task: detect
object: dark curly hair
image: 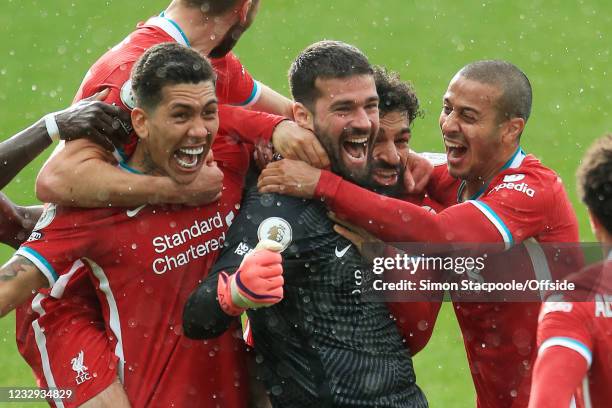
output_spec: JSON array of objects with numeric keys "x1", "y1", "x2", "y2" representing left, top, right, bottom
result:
[
  {"x1": 577, "y1": 133, "x2": 612, "y2": 235},
  {"x1": 373, "y1": 65, "x2": 420, "y2": 124}
]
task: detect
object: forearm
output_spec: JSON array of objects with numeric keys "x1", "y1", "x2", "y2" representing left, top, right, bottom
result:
[
  {"x1": 38, "y1": 157, "x2": 186, "y2": 207},
  {"x1": 183, "y1": 272, "x2": 235, "y2": 339},
  {"x1": 0, "y1": 255, "x2": 48, "y2": 317},
  {"x1": 528, "y1": 347, "x2": 587, "y2": 407},
  {"x1": 316, "y1": 171, "x2": 499, "y2": 243},
  {"x1": 249, "y1": 84, "x2": 294, "y2": 119},
  {"x1": 0, "y1": 119, "x2": 52, "y2": 189},
  {"x1": 1, "y1": 205, "x2": 43, "y2": 249},
  {"x1": 219, "y1": 105, "x2": 286, "y2": 145},
  {"x1": 36, "y1": 140, "x2": 191, "y2": 207}
]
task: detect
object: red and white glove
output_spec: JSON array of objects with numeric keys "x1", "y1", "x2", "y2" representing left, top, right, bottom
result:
[{"x1": 218, "y1": 240, "x2": 284, "y2": 316}]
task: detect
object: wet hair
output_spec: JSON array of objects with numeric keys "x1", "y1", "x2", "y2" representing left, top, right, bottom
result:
[
  {"x1": 289, "y1": 40, "x2": 373, "y2": 110},
  {"x1": 577, "y1": 134, "x2": 612, "y2": 234},
  {"x1": 131, "y1": 42, "x2": 215, "y2": 111},
  {"x1": 181, "y1": 0, "x2": 241, "y2": 15},
  {"x1": 374, "y1": 65, "x2": 420, "y2": 123},
  {"x1": 458, "y1": 60, "x2": 532, "y2": 124}
]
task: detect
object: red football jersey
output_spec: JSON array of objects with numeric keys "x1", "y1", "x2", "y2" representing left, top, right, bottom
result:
[
  {"x1": 535, "y1": 258, "x2": 612, "y2": 408},
  {"x1": 15, "y1": 13, "x2": 284, "y2": 407},
  {"x1": 73, "y1": 14, "x2": 263, "y2": 157},
  {"x1": 314, "y1": 148, "x2": 580, "y2": 407},
  {"x1": 16, "y1": 135, "x2": 252, "y2": 408}
]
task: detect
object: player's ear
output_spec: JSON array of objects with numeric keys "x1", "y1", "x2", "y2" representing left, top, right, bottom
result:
[
  {"x1": 501, "y1": 117, "x2": 524, "y2": 145},
  {"x1": 238, "y1": 0, "x2": 252, "y2": 24},
  {"x1": 131, "y1": 107, "x2": 149, "y2": 141},
  {"x1": 293, "y1": 102, "x2": 315, "y2": 132}
]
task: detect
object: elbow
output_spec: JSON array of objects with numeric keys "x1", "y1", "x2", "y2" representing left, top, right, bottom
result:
[
  {"x1": 182, "y1": 296, "x2": 231, "y2": 340},
  {"x1": 35, "y1": 165, "x2": 65, "y2": 204},
  {"x1": 182, "y1": 301, "x2": 211, "y2": 340},
  {"x1": 0, "y1": 290, "x2": 14, "y2": 318}
]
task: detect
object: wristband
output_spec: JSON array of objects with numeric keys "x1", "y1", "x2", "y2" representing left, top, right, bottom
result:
[{"x1": 43, "y1": 113, "x2": 61, "y2": 142}]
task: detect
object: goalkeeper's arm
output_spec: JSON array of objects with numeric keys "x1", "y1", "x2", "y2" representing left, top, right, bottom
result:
[{"x1": 183, "y1": 240, "x2": 283, "y2": 340}]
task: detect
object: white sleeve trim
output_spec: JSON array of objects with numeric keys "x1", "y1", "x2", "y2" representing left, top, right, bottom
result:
[
  {"x1": 16, "y1": 247, "x2": 58, "y2": 287},
  {"x1": 539, "y1": 336, "x2": 592, "y2": 367},
  {"x1": 240, "y1": 80, "x2": 262, "y2": 108},
  {"x1": 467, "y1": 200, "x2": 513, "y2": 248}
]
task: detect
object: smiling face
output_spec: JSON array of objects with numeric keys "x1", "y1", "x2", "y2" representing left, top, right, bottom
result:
[
  {"x1": 132, "y1": 80, "x2": 218, "y2": 184},
  {"x1": 439, "y1": 75, "x2": 509, "y2": 181},
  {"x1": 309, "y1": 74, "x2": 379, "y2": 183},
  {"x1": 369, "y1": 110, "x2": 411, "y2": 196}
]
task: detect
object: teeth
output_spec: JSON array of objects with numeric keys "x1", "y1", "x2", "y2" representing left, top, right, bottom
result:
[
  {"x1": 445, "y1": 140, "x2": 464, "y2": 148},
  {"x1": 375, "y1": 170, "x2": 398, "y2": 177},
  {"x1": 174, "y1": 155, "x2": 198, "y2": 169},
  {"x1": 346, "y1": 137, "x2": 368, "y2": 144},
  {"x1": 179, "y1": 146, "x2": 204, "y2": 155}
]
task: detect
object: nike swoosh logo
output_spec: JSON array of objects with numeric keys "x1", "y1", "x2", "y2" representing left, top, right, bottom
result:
[
  {"x1": 335, "y1": 244, "x2": 352, "y2": 258},
  {"x1": 126, "y1": 204, "x2": 146, "y2": 218}
]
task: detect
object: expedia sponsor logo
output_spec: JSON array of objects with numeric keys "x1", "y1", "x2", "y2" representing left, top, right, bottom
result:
[
  {"x1": 491, "y1": 181, "x2": 535, "y2": 197},
  {"x1": 503, "y1": 174, "x2": 525, "y2": 182},
  {"x1": 257, "y1": 217, "x2": 292, "y2": 252}
]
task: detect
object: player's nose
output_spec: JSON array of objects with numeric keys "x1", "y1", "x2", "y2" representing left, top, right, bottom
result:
[
  {"x1": 373, "y1": 140, "x2": 400, "y2": 167},
  {"x1": 440, "y1": 111, "x2": 459, "y2": 135},
  {"x1": 187, "y1": 118, "x2": 211, "y2": 141},
  {"x1": 351, "y1": 107, "x2": 372, "y2": 132}
]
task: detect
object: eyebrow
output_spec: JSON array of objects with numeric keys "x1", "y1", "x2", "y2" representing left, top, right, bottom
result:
[
  {"x1": 444, "y1": 98, "x2": 480, "y2": 116},
  {"x1": 170, "y1": 99, "x2": 218, "y2": 110},
  {"x1": 329, "y1": 95, "x2": 379, "y2": 109}
]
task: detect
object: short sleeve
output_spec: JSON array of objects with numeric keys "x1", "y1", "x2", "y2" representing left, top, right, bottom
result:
[
  {"x1": 537, "y1": 301, "x2": 593, "y2": 367},
  {"x1": 16, "y1": 205, "x2": 95, "y2": 287},
  {"x1": 211, "y1": 52, "x2": 259, "y2": 107}
]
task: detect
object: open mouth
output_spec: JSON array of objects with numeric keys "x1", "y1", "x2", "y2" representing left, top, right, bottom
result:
[
  {"x1": 173, "y1": 145, "x2": 205, "y2": 170},
  {"x1": 342, "y1": 137, "x2": 368, "y2": 162},
  {"x1": 372, "y1": 168, "x2": 399, "y2": 186},
  {"x1": 444, "y1": 139, "x2": 468, "y2": 164}
]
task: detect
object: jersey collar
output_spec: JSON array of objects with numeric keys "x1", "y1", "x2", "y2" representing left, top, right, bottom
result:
[
  {"x1": 145, "y1": 12, "x2": 191, "y2": 47},
  {"x1": 456, "y1": 147, "x2": 526, "y2": 203}
]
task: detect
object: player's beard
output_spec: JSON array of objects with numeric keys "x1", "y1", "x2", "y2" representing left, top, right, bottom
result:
[
  {"x1": 313, "y1": 123, "x2": 370, "y2": 187},
  {"x1": 209, "y1": 24, "x2": 245, "y2": 59},
  {"x1": 367, "y1": 159, "x2": 404, "y2": 198}
]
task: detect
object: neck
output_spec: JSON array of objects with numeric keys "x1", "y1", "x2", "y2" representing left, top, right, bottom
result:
[
  {"x1": 462, "y1": 145, "x2": 520, "y2": 200},
  {"x1": 164, "y1": 1, "x2": 231, "y2": 56},
  {"x1": 128, "y1": 146, "x2": 159, "y2": 176}
]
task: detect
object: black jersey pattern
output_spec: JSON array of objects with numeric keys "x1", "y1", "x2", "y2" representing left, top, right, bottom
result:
[{"x1": 210, "y1": 178, "x2": 428, "y2": 408}]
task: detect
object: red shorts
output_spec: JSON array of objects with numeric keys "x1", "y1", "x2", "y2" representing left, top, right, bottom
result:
[{"x1": 16, "y1": 294, "x2": 119, "y2": 408}]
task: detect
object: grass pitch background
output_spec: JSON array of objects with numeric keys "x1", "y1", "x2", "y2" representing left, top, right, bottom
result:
[{"x1": 0, "y1": 1, "x2": 610, "y2": 406}]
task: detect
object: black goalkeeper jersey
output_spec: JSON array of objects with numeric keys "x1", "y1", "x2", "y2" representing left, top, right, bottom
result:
[{"x1": 184, "y1": 176, "x2": 427, "y2": 408}]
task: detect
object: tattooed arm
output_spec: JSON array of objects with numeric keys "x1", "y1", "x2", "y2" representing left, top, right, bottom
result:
[{"x1": 0, "y1": 255, "x2": 47, "y2": 317}]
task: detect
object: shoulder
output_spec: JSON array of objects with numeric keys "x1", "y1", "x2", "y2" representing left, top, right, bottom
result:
[{"x1": 486, "y1": 154, "x2": 559, "y2": 203}]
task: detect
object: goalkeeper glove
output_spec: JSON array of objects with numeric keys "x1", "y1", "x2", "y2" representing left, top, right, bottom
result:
[{"x1": 218, "y1": 239, "x2": 284, "y2": 316}]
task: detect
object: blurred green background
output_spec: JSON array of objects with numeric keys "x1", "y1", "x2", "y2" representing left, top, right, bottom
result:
[{"x1": 0, "y1": 1, "x2": 610, "y2": 406}]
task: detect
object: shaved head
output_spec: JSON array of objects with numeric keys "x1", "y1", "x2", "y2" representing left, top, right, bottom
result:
[{"x1": 458, "y1": 60, "x2": 532, "y2": 124}]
